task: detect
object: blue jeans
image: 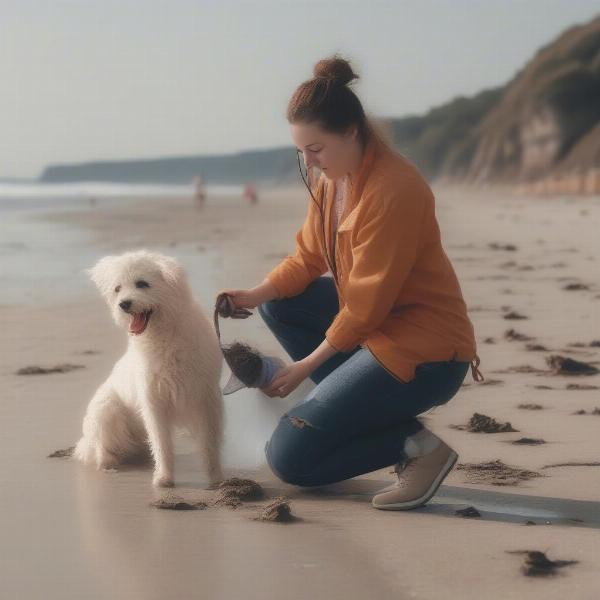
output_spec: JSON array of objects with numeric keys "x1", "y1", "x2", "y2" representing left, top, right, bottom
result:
[{"x1": 258, "y1": 276, "x2": 469, "y2": 487}]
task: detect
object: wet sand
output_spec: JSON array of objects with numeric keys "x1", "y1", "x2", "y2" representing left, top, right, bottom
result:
[{"x1": 2, "y1": 185, "x2": 600, "y2": 598}]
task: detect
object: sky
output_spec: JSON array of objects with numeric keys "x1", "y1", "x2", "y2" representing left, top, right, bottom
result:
[{"x1": 1, "y1": 0, "x2": 599, "y2": 179}]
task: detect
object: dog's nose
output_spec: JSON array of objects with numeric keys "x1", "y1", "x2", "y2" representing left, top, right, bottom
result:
[{"x1": 119, "y1": 299, "x2": 132, "y2": 312}]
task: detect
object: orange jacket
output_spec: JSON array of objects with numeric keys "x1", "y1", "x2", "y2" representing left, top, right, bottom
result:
[{"x1": 266, "y1": 135, "x2": 482, "y2": 383}]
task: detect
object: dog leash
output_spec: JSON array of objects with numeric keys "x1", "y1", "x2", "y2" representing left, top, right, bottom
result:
[{"x1": 213, "y1": 292, "x2": 252, "y2": 344}]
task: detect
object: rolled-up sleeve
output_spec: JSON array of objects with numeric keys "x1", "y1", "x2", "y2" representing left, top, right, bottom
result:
[
  {"x1": 265, "y1": 197, "x2": 328, "y2": 298},
  {"x1": 325, "y1": 190, "x2": 427, "y2": 351}
]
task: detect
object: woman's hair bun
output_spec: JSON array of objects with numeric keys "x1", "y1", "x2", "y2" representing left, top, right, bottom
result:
[{"x1": 313, "y1": 56, "x2": 358, "y2": 86}]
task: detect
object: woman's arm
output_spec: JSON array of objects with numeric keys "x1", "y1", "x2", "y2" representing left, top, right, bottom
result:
[
  {"x1": 262, "y1": 337, "x2": 338, "y2": 397},
  {"x1": 302, "y1": 337, "x2": 338, "y2": 373}
]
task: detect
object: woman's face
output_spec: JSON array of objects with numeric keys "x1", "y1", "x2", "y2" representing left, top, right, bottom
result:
[{"x1": 291, "y1": 121, "x2": 359, "y2": 182}]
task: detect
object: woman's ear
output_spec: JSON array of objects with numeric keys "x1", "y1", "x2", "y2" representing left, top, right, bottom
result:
[{"x1": 344, "y1": 125, "x2": 358, "y2": 142}]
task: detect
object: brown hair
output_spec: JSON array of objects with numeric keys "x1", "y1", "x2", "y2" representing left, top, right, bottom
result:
[{"x1": 287, "y1": 55, "x2": 371, "y2": 147}]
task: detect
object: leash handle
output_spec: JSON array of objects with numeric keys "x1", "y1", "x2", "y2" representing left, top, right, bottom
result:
[{"x1": 213, "y1": 293, "x2": 253, "y2": 343}]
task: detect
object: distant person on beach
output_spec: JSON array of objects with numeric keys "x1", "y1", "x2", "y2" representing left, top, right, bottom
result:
[
  {"x1": 243, "y1": 183, "x2": 258, "y2": 205},
  {"x1": 218, "y1": 56, "x2": 483, "y2": 511},
  {"x1": 193, "y1": 176, "x2": 206, "y2": 208}
]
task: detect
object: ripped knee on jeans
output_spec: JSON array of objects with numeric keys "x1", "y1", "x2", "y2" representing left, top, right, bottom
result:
[{"x1": 287, "y1": 415, "x2": 314, "y2": 429}]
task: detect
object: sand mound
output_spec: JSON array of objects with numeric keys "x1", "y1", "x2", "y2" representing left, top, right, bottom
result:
[
  {"x1": 151, "y1": 496, "x2": 208, "y2": 510},
  {"x1": 256, "y1": 497, "x2": 295, "y2": 522},
  {"x1": 452, "y1": 413, "x2": 518, "y2": 433},
  {"x1": 457, "y1": 460, "x2": 542, "y2": 486},
  {"x1": 213, "y1": 477, "x2": 264, "y2": 508}
]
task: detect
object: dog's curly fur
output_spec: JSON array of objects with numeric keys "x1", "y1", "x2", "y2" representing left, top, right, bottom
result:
[{"x1": 74, "y1": 250, "x2": 224, "y2": 488}]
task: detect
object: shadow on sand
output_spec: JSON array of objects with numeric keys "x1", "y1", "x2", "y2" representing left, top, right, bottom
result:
[{"x1": 300, "y1": 479, "x2": 600, "y2": 529}]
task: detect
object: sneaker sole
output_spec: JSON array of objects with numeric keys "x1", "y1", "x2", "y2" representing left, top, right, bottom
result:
[{"x1": 371, "y1": 450, "x2": 458, "y2": 511}]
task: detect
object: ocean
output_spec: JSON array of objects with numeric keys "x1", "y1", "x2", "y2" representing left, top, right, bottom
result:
[{"x1": 0, "y1": 182, "x2": 239, "y2": 306}]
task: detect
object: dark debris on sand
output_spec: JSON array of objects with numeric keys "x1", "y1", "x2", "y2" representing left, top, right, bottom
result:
[
  {"x1": 573, "y1": 407, "x2": 600, "y2": 415},
  {"x1": 255, "y1": 497, "x2": 296, "y2": 522},
  {"x1": 511, "y1": 438, "x2": 546, "y2": 445},
  {"x1": 212, "y1": 477, "x2": 264, "y2": 508},
  {"x1": 562, "y1": 283, "x2": 590, "y2": 291},
  {"x1": 566, "y1": 383, "x2": 600, "y2": 390},
  {"x1": 543, "y1": 461, "x2": 600, "y2": 469},
  {"x1": 47, "y1": 446, "x2": 75, "y2": 458},
  {"x1": 479, "y1": 379, "x2": 504, "y2": 387},
  {"x1": 503, "y1": 311, "x2": 529, "y2": 320},
  {"x1": 151, "y1": 496, "x2": 208, "y2": 510},
  {"x1": 526, "y1": 343, "x2": 549, "y2": 352},
  {"x1": 457, "y1": 460, "x2": 543, "y2": 486},
  {"x1": 488, "y1": 242, "x2": 518, "y2": 251},
  {"x1": 17, "y1": 364, "x2": 85, "y2": 375},
  {"x1": 455, "y1": 506, "x2": 481, "y2": 518},
  {"x1": 546, "y1": 355, "x2": 599, "y2": 376},
  {"x1": 494, "y1": 365, "x2": 548, "y2": 374},
  {"x1": 518, "y1": 403, "x2": 545, "y2": 410},
  {"x1": 451, "y1": 413, "x2": 518, "y2": 433},
  {"x1": 504, "y1": 329, "x2": 534, "y2": 341},
  {"x1": 507, "y1": 550, "x2": 578, "y2": 577}
]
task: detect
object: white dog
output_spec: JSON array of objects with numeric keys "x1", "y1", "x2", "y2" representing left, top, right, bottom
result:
[{"x1": 74, "y1": 250, "x2": 224, "y2": 488}]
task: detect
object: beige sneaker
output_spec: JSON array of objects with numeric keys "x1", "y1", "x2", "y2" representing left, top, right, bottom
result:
[{"x1": 371, "y1": 441, "x2": 458, "y2": 510}]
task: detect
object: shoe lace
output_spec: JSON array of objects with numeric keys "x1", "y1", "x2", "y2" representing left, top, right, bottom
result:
[{"x1": 391, "y1": 457, "x2": 419, "y2": 488}]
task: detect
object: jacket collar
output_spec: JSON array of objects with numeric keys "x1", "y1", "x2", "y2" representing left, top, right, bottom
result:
[{"x1": 324, "y1": 133, "x2": 382, "y2": 235}]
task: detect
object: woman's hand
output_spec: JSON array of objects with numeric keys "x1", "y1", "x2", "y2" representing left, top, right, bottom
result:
[
  {"x1": 261, "y1": 359, "x2": 313, "y2": 398},
  {"x1": 217, "y1": 288, "x2": 262, "y2": 310},
  {"x1": 216, "y1": 279, "x2": 279, "y2": 310}
]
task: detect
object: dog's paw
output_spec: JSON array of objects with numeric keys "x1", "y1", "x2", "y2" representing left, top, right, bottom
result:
[
  {"x1": 153, "y1": 473, "x2": 175, "y2": 488},
  {"x1": 98, "y1": 453, "x2": 120, "y2": 471}
]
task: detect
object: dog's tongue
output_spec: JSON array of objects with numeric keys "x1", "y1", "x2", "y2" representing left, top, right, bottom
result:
[{"x1": 129, "y1": 313, "x2": 147, "y2": 335}]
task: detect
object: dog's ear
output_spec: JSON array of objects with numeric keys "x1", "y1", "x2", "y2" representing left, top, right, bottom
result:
[
  {"x1": 86, "y1": 255, "x2": 119, "y2": 297},
  {"x1": 156, "y1": 255, "x2": 186, "y2": 289}
]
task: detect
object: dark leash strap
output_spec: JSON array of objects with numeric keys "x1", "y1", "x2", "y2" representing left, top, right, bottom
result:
[{"x1": 213, "y1": 293, "x2": 253, "y2": 346}]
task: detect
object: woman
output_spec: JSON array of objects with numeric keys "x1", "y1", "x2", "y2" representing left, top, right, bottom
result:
[{"x1": 219, "y1": 56, "x2": 483, "y2": 510}]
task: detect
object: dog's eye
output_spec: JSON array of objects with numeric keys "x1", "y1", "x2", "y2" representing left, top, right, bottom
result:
[
  {"x1": 114, "y1": 285, "x2": 121, "y2": 293},
  {"x1": 135, "y1": 280, "x2": 150, "y2": 289}
]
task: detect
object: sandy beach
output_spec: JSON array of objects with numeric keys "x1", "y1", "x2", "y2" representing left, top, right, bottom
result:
[{"x1": 2, "y1": 184, "x2": 600, "y2": 599}]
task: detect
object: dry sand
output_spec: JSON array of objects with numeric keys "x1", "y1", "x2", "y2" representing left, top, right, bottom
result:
[{"x1": 1, "y1": 184, "x2": 600, "y2": 599}]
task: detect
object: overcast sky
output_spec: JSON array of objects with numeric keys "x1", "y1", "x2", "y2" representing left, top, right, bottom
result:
[{"x1": 1, "y1": 0, "x2": 598, "y2": 178}]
